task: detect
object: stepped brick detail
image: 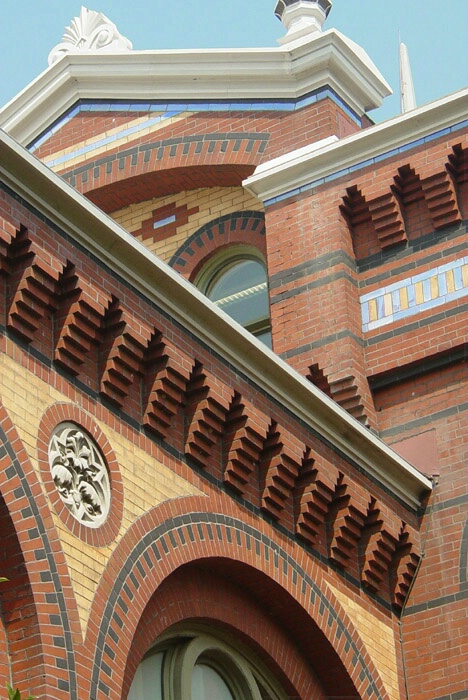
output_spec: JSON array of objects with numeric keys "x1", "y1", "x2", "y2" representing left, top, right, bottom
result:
[
  {"x1": 143, "y1": 336, "x2": 193, "y2": 439},
  {"x1": 390, "y1": 523, "x2": 421, "y2": 609},
  {"x1": 223, "y1": 394, "x2": 270, "y2": 497},
  {"x1": 393, "y1": 165, "x2": 424, "y2": 206},
  {"x1": 420, "y1": 170, "x2": 461, "y2": 229},
  {"x1": 99, "y1": 301, "x2": 153, "y2": 407},
  {"x1": 260, "y1": 424, "x2": 305, "y2": 523},
  {"x1": 54, "y1": 267, "x2": 112, "y2": 375},
  {"x1": 185, "y1": 364, "x2": 233, "y2": 468},
  {"x1": 341, "y1": 186, "x2": 407, "y2": 255},
  {"x1": 0, "y1": 217, "x2": 17, "y2": 272},
  {"x1": 361, "y1": 504, "x2": 401, "y2": 595},
  {"x1": 295, "y1": 450, "x2": 339, "y2": 549},
  {"x1": 447, "y1": 144, "x2": 468, "y2": 187},
  {"x1": 6, "y1": 228, "x2": 64, "y2": 341},
  {"x1": 367, "y1": 192, "x2": 407, "y2": 249},
  {"x1": 328, "y1": 478, "x2": 369, "y2": 569},
  {"x1": 307, "y1": 363, "x2": 332, "y2": 397},
  {"x1": 329, "y1": 375, "x2": 368, "y2": 425}
]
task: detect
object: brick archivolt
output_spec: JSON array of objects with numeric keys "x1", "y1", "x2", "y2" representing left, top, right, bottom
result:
[
  {"x1": 88, "y1": 500, "x2": 392, "y2": 700},
  {"x1": 0, "y1": 217, "x2": 422, "y2": 609}
]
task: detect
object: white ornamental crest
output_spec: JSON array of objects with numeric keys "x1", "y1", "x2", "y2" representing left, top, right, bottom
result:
[
  {"x1": 49, "y1": 423, "x2": 111, "y2": 528},
  {"x1": 48, "y1": 6, "x2": 133, "y2": 65}
]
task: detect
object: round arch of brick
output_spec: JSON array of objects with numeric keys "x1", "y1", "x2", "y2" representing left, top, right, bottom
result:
[
  {"x1": 122, "y1": 564, "x2": 325, "y2": 700},
  {"x1": 0, "y1": 402, "x2": 80, "y2": 700},
  {"x1": 37, "y1": 403, "x2": 123, "y2": 547},
  {"x1": 169, "y1": 210, "x2": 266, "y2": 281},
  {"x1": 86, "y1": 496, "x2": 390, "y2": 700}
]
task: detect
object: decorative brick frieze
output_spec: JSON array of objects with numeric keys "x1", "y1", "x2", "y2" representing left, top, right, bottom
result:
[
  {"x1": 223, "y1": 393, "x2": 270, "y2": 497},
  {"x1": 99, "y1": 300, "x2": 153, "y2": 407},
  {"x1": 260, "y1": 422, "x2": 305, "y2": 524},
  {"x1": 54, "y1": 265, "x2": 112, "y2": 377},
  {"x1": 143, "y1": 335, "x2": 193, "y2": 440},
  {"x1": 341, "y1": 186, "x2": 407, "y2": 256},
  {"x1": 184, "y1": 363, "x2": 234, "y2": 472},
  {"x1": 343, "y1": 147, "x2": 468, "y2": 262},
  {"x1": 0, "y1": 188, "x2": 425, "y2": 611}
]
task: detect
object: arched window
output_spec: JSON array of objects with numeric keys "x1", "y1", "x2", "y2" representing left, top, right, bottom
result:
[
  {"x1": 127, "y1": 630, "x2": 286, "y2": 700},
  {"x1": 196, "y1": 248, "x2": 272, "y2": 348}
]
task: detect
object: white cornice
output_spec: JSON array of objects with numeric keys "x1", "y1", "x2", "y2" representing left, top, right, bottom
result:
[
  {"x1": 0, "y1": 129, "x2": 432, "y2": 507},
  {"x1": 244, "y1": 88, "x2": 468, "y2": 202},
  {"x1": 0, "y1": 28, "x2": 391, "y2": 146}
]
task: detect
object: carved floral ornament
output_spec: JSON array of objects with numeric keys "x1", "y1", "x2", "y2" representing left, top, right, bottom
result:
[
  {"x1": 48, "y1": 422, "x2": 111, "y2": 528},
  {"x1": 48, "y1": 6, "x2": 133, "y2": 65}
]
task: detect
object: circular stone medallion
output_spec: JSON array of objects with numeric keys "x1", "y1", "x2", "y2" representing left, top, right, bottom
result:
[{"x1": 48, "y1": 422, "x2": 111, "y2": 528}]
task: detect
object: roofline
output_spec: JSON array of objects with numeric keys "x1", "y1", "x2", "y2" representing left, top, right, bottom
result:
[
  {"x1": 0, "y1": 28, "x2": 391, "y2": 146},
  {"x1": 0, "y1": 129, "x2": 432, "y2": 507},
  {"x1": 244, "y1": 88, "x2": 468, "y2": 201}
]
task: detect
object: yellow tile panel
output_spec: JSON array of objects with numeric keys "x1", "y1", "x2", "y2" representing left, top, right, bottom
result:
[
  {"x1": 462, "y1": 263, "x2": 468, "y2": 288},
  {"x1": 400, "y1": 286, "x2": 409, "y2": 310},
  {"x1": 414, "y1": 281, "x2": 424, "y2": 304},
  {"x1": 446, "y1": 269, "x2": 455, "y2": 294},
  {"x1": 327, "y1": 582, "x2": 400, "y2": 700}
]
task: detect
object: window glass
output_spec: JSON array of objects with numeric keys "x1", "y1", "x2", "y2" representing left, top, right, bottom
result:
[
  {"x1": 127, "y1": 651, "x2": 163, "y2": 700},
  {"x1": 192, "y1": 663, "x2": 235, "y2": 700},
  {"x1": 203, "y1": 256, "x2": 271, "y2": 347}
]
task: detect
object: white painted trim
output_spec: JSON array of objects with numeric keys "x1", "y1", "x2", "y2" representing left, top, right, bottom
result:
[
  {"x1": 0, "y1": 129, "x2": 432, "y2": 507},
  {"x1": 244, "y1": 89, "x2": 468, "y2": 201},
  {"x1": 0, "y1": 28, "x2": 391, "y2": 146}
]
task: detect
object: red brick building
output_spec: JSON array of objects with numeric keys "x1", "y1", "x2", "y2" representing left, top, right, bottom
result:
[{"x1": 0, "y1": 2, "x2": 466, "y2": 699}]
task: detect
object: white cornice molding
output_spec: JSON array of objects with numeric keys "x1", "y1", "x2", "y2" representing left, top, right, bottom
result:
[
  {"x1": 244, "y1": 89, "x2": 468, "y2": 202},
  {"x1": 0, "y1": 28, "x2": 391, "y2": 146},
  {"x1": 0, "y1": 129, "x2": 432, "y2": 507}
]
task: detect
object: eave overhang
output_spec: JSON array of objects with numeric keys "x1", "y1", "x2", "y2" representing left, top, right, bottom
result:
[
  {"x1": 0, "y1": 129, "x2": 432, "y2": 508},
  {"x1": 244, "y1": 88, "x2": 468, "y2": 202},
  {"x1": 0, "y1": 28, "x2": 391, "y2": 147}
]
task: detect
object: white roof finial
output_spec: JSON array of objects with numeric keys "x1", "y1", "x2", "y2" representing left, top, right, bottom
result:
[
  {"x1": 48, "y1": 6, "x2": 132, "y2": 65},
  {"x1": 399, "y1": 40, "x2": 417, "y2": 113},
  {"x1": 275, "y1": 0, "x2": 332, "y2": 45}
]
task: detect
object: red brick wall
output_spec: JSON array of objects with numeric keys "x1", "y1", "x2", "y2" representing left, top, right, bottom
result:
[{"x1": 257, "y1": 130, "x2": 468, "y2": 699}]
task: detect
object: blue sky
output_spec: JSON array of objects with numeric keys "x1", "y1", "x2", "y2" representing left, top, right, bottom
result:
[{"x1": 1, "y1": 0, "x2": 466, "y2": 122}]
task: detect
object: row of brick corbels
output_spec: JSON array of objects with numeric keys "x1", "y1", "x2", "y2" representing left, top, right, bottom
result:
[
  {"x1": 0, "y1": 218, "x2": 419, "y2": 607},
  {"x1": 341, "y1": 144, "x2": 468, "y2": 255},
  {"x1": 294, "y1": 451, "x2": 420, "y2": 607}
]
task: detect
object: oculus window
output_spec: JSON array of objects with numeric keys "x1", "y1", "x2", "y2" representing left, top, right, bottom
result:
[{"x1": 197, "y1": 248, "x2": 272, "y2": 348}]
